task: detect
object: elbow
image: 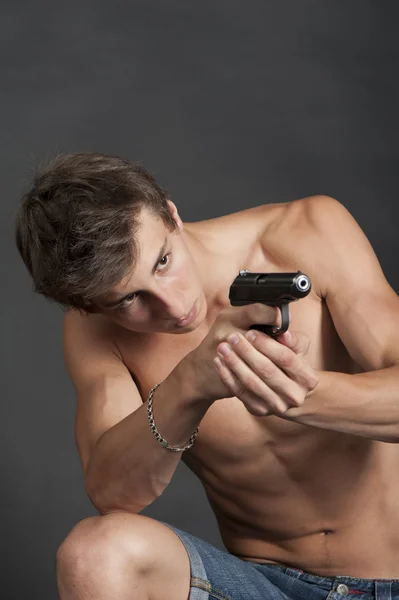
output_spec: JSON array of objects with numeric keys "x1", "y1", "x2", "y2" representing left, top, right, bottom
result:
[
  {"x1": 383, "y1": 421, "x2": 399, "y2": 443},
  {"x1": 83, "y1": 465, "x2": 130, "y2": 515},
  {"x1": 86, "y1": 478, "x2": 149, "y2": 515},
  {"x1": 85, "y1": 468, "x2": 166, "y2": 515},
  {"x1": 84, "y1": 471, "x2": 117, "y2": 515},
  {"x1": 373, "y1": 427, "x2": 399, "y2": 444},
  {"x1": 384, "y1": 435, "x2": 399, "y2": 444}
]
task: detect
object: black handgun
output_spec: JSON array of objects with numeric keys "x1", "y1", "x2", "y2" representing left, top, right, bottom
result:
[{"x1": 229, "y1": 271, "x2": 311, "y2": 336}]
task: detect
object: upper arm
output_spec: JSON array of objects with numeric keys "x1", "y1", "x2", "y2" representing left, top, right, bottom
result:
[
  {"x1": 294, "y1": 196, "x2": 399, "y2": 371},
  {"x1": 63, "y1": 310, "x2": 143, "y2": 476}
]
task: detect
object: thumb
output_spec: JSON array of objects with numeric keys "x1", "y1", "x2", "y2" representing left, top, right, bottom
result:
[{"x1": 276, "y1": 330, "x2": 311, "y2": 357}]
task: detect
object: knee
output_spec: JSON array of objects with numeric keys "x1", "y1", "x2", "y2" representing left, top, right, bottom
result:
[{"x1": 56, "y1": 512, "x2": 156, "y2": 583}]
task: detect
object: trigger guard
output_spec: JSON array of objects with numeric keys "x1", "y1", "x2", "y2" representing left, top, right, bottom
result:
[{"x1": 250, "y1": 303, "x2": 290, "y2": 337}]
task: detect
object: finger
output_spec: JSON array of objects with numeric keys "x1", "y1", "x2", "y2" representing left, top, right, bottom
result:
[
  {"x1": 244, "y1": 330, "x2": 317, "y2": 390},
  {"x1": 233, "y1": 303, "x2": 280, "y2": 330},
  {"x1": 275, "y1": 330, "x2": 311, "y2": 358},
  {"x1": 215, "y1": 343, "x2": 294, "y2": 412},
  {"x1": 213, "y1": 356, "x2": 281, "y2": 416}
]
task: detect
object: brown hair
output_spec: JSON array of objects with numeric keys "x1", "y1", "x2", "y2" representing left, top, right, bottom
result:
[{"x1": 15, "y1": 152, "x2": 177, "y2": 313}]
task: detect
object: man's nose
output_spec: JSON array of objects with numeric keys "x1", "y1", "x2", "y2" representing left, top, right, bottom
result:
[{"x1": 152, "y1": 291, "x2": 187, "y2": 320}]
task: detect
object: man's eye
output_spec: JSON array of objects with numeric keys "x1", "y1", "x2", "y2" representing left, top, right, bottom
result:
[
  {"x1": 158, "y1": 252, "x2": 171, "y2": 269},
  {"x1": 118, "y1": 293, "x2": 137, "y2": 309}
]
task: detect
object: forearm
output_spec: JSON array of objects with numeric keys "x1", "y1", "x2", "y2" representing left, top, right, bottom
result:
[
  {"x1": 86, "y1": 366, "x2": 212, "y2": 514},
  {"x1": 284, "y1": 363, "x2": 399, "y2": 442}
]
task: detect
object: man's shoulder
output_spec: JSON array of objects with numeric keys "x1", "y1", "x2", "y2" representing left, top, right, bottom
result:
[
  {"x1": 63, "y1": 307, "x2": 106, "y2": 336},
  {"x1": 223, "y1": 195, "x2": 336, "y2": 237},
  {"x1": 259, "y1": 195, "x2": 346, "y2": 297},
  {"x1": 263, "y1": 195, "x2": 351, "y2": 243},
  {"x1": 63, "y1": 308, "x2": 124, "y2": 360},
  {"x1": 209, "y1": 194, "x2": 339, "y2": 274},
  {"x1": 260, "y1": 194, "x2": 340, "y2": 233}
]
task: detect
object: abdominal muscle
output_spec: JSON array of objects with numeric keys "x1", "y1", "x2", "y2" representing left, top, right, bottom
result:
[{"x1": 182, "y1": 402, "x2": 399, "y2": 578}]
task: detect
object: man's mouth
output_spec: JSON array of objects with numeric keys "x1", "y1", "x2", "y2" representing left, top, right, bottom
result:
[{"x1": 175, "y1": 300, "x2": 198, "y2": 327}]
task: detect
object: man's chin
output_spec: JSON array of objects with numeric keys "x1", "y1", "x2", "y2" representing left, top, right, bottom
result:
[{"x1": 168, "y1": 322, "x2": 200, "y2": 334}]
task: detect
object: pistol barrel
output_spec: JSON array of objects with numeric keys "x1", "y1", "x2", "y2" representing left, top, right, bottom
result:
[{"x1": 229, "y1": 271, "x2": 311, "y2": 306}]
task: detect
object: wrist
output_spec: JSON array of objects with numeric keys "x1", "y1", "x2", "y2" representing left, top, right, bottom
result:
[
  {"x1": 167, "y1": 357, "x2": 215, "y2": 410},
  {"x1": 282, "y1": 369, "x2": 325, "y2": 422},
  {"x1": 147, "y1": 383, "x2": 200, "y2": 452}
]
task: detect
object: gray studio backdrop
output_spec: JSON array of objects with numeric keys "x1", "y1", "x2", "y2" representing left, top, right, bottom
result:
[{"x1": 2, "y1": 1, "x2": 399, "y2": 598}]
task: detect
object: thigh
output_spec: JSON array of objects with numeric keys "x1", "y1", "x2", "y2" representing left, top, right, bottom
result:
[{"x1": 161, "y1": 523, "x2": 288, "y2": 600}]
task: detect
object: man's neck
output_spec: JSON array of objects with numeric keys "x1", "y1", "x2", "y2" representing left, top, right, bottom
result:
[{"x1": 181, "y1": 219, "x2": 248, "y2": 323}]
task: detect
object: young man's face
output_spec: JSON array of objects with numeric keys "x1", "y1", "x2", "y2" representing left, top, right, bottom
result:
[{"x1": 97, "y1": 207, "x2": 206, "y2": 334}]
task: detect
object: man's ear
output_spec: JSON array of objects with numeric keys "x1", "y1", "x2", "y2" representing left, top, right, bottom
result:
[{"x1": 167, "y1": 200, "x2": 184, "y2": 231}]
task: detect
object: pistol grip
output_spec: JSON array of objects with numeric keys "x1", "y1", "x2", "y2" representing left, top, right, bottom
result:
[{"x1": 250, "y1": 303, "x2": 290, "y2": 337}]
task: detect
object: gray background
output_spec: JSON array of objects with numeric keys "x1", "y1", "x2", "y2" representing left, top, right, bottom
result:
[{"x1": 2, "y1": 1, "x2": 399, "y2": 598}]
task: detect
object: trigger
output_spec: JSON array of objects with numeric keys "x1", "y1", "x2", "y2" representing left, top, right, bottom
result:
[{"x1": 250, "y1": 303, "x2": 290, "y2": 337}]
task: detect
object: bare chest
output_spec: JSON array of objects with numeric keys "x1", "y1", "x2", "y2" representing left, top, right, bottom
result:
[
  {"x1": 110, "y1": 200, "x2": 363, "y2": 475},
  {"x1": 115, "y1": 256, "x2": 370, "y2": 505},
  {"x1": 111, "y1": 216, "x2": 380, "y2": 532},
  {"x1": 115, "y1": 254, "x2": 358, "y2": 422}
]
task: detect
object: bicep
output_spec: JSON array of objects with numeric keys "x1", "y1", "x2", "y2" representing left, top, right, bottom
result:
[
  {"x1": 326, "y1": 278, "x2": 399, "y2": 372},
  {"x1": 63, "y1": 311, "x2": 143, "y2": 475},
  {"x1": 300, "y1": 196, "x2": 399, "y2": 371},
  {"x1": 74, "y1": 369, "x2": 143, "y2": 477}
]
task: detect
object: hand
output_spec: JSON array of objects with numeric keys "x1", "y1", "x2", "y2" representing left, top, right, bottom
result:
[
  {"x1": 213, "y1": 328, "x2": 319, "y2": 416},
  {"x1": 179, "y1": 303, "x2": 281, "y2": 403}
]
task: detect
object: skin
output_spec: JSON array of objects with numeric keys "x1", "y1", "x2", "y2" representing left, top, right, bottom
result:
[{"x1": 60, "y1": 195, "x2": 399, "y2": 597}]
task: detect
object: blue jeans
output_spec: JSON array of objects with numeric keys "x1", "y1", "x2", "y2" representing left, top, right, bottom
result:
[{"x1": 161, "y1": 522, "x2": 399, "y2": 599}]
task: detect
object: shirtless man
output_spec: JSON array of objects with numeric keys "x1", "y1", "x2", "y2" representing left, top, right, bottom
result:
[{"x1": 16, "y1": 152, "x2": 399, "y2": 599}]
